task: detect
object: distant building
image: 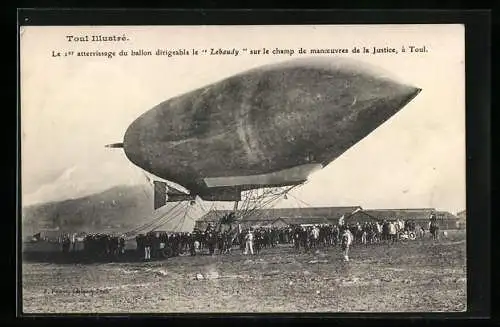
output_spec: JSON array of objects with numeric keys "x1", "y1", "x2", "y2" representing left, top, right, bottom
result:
[
  {"x1": 354, "y1": 208, "x2": 460, "y2": 229},
  {"x1": 195, "y1": 206, "x2": 362, "y2": 230},
  {"x1": 344, "y1": 210, "x2": 382, "y2": 224},
  {"x1": 195, "y1": 206, "x2": 460, "y2": 230},
  {"x1": 273, "y1": 217, "x2": 331, "y2": 227},
  {"x1": 29, "y1": 230, "x2": 64, "y2": 242},
  {"x1": 22, "y1": 230, "x2": 65, "y2": 253},
  {"x1": 269, "y1": 218, "x2": 289, "y2": 228}
]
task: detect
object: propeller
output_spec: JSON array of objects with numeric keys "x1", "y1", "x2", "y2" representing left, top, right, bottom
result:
[{"x1": 105, "y1": 143, "x2": 124, "y2": 148}]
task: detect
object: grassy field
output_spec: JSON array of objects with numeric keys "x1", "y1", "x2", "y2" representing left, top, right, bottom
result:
[{"x1": 21, "y1": 230, "x2": 466, "y2": 313}]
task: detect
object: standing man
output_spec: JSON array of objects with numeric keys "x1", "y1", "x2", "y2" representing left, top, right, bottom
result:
[
  {"x1": 332, "y1": 224, "x2": 339, "y2": 246},
  {"x1": 188, "y1": 233, "x2": 196, "y2": 256},
  {"x1": 311, "y1": 225, "x2": 320, "y2": 250},
  {"x1": 419, "y1": 225, "x2": 426, "y2": 239},
  {"x1": 388, "y1": 221, "x2": 397, "y2": 244},
  {"x1": 243, "y1": 229, "x2": 254, "y2": 255},
  {"x1": 71, "y1": 233, "x2": 77, "y2": 252},
  {"x1": 144, "y1": 233, "x2": 152, "y2": 260},
  {"x1": 341, "y1": 227, "x2": 353, "y2": 261},
  {"x1": 429, "y1": 213, "x2": 439, "y2": 241},
  {"x1": 62, "y1": 234, "x2": 71, "y2": 254},
  {"x1": 135, "y1": 234, "x2": 144, "y2": 259},
  {"x1": 293, "y1": 225, "x2": 301, "y2": 252},
  {"x1": 119, "y1": 236, "x2": 125, "y2": 255},
  {"x1": 361, "y1": 225, "x2": 368, "y2": 246},
  {"x1": 254, "y1": 229, "x2": 262, "y2": 255},
  {"x1": 338, "y1": 215, "x2": 345, "y2": 227},
  {"x1": 376, "y1": 221, "x2": 383, "y2": 241}
]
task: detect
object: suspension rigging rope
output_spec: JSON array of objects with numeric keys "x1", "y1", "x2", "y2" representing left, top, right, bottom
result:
[
  {"x1": 146, "y1": 201, "x2": 190, "y2": 233},
  {"x1": 169, "y1": 202, "x2": 190, "y2": 232},
  {"x1": 239, "y1": 185, "x2": 298, "y2": 221},
  {"x1": 287, "y1": 192, "x2": 314, "y2": 208},
  {"x1": 123, "y1": 202, "x2": 184, "y2": 237},
  {"x1": 122, "y1": 171, "x2": 176, "y2": 235},
  {"x1": 126, "y1": 203, "x2": 181, "y2": 234}
]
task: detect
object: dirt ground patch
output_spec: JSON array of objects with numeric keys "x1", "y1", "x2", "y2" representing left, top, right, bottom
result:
[{"x1": 22, "y1": 231, "x2": 466, "y2": 313}]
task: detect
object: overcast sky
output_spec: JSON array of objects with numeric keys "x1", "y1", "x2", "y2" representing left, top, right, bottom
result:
[{"x1": 21, "y1": 25, "x2": 465, "y2": 214}]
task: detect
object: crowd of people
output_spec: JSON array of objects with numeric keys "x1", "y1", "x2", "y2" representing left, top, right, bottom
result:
[
  {"x1": 231, "y1": 219, "x2": 421, "y2": 258},
  {"x1": 27, "y1": 217, "x2": 436, "y2": 262},
  {"x1": 135, "y1": 231, "x2": 197, "y2": 259}
]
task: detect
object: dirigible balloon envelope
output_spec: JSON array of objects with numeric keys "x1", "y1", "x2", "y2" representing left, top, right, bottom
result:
[{"x1": 108, "y1": 57, "x2": 421, "y2": 209}]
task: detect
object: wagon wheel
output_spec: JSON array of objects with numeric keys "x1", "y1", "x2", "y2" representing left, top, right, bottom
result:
[
  {"x1": 162, "y1": 246, "x2": 174, "y2": 258},
  {"x1": 408, "y1": 232, "x2": 416, "y2": 240}
]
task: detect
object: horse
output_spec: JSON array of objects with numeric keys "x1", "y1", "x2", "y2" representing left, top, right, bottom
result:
[{"x1": 429, "y1": 220, "x2": 440, "y2": 240}]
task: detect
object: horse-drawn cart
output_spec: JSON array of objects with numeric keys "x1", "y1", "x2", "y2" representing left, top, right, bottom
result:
[
  {"x1": 398, "y1": 220, "x2": 417, "y2": 241},
  {"x1": 398, "y1": 230, "x2": 417, "y2": 241}
]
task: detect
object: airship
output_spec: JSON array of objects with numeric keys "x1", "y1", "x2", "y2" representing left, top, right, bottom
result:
[{"x1": 107, "y1": 57, "x2": 421, "y2": 209}]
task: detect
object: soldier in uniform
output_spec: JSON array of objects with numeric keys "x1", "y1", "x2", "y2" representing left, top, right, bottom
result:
[
  {"x1": 119, "y1": 236, "x2": 125, "y2": 255},
  {"x1": 135, "y1": 234, "x2": 144, "y2": 259},
  {"x1": 217, "y1": 231, "x2": 225, "y2": 254},
  {"x1": 206, "y1": 230, "x2": 215, "y2": 255},
  {"x1": 62, "y1": 234, "x2": 71, "y2": 254},
  {"x1": 188, "y1": 233, "x2": 196, "y2": 256},
  {"x1": 300, "y1": 226, "x2": 309, "y2": 252},
  {"x1": 332, "y1": 224, "x2": 339, "y2": 246},
  {"x1": 254, "y1": 229, "x2": 262, "y2": 254},
  {"x1": 239, "y1": 230, "x2": 246, "y2": 254}
]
